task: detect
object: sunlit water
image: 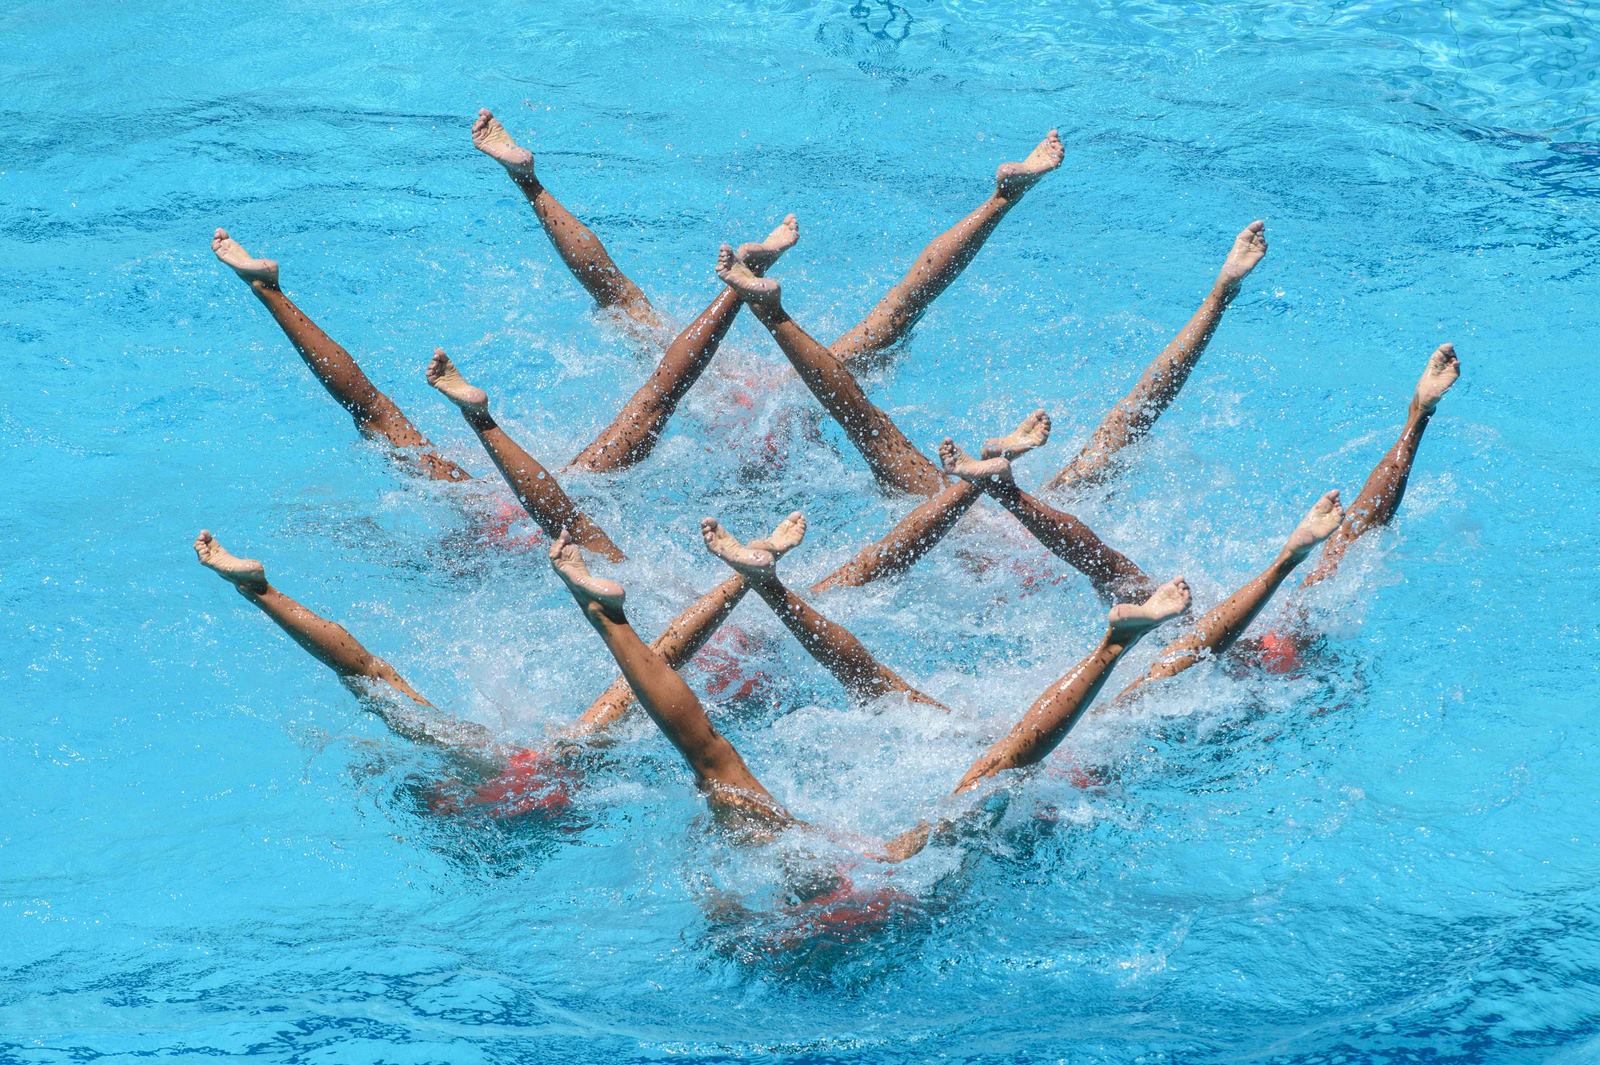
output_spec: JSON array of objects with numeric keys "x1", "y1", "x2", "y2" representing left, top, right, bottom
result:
[{"x1": 5, "y1": 0, "x2": 1600, "y2": 1060}]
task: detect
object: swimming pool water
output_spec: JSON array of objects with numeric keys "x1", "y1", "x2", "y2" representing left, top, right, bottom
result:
[{"x1": 5, "y1": 0, "x2": 1600, "y2": 1061}]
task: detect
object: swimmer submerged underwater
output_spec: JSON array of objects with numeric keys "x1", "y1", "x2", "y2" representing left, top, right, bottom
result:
[{"x1": 7, "y1": 0, "x2": 1599, "y2": 1060}]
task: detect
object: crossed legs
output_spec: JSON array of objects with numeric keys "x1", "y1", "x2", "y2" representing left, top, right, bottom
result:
[
  {"x1": 940, "y1": 412, "x2": 1155, "y2": 602},
  {"x1": 716, "y1": 251, "x2": 947, "y2": 495},
  {"x1": 567, "y1": 218, "x2": 800, "y2": 471},
  {"x1": 813, "y1": 222, "x2": 1270, "y2": 588},
  {"x1": 475, "y1": 110, "x2": 805, "y2": 474},
  {"x1": 548, "y1": 531, "x2": 795, "y2": 829},
  {"x1": 700, "y1": 514, "x2": 947, "y2": 709}
]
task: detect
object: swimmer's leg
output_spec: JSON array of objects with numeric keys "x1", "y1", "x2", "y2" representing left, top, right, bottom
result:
[
  {"x1": 566, "y1": 573, "x2": 750, "y2": 737},
  {"x1": 702, "y1": 514, "x2": 947, "y2": 709},
  {"x1": 192, "y1": 531, "x2": 499, "y2": 764},
  {"x1": 829, "y1": 131, "x2": 1064, "y2": 366},
  {"x1": 568, "y1": 217, "x2": 800, "y2": 472},
  {"x1": 810, "y1": 480, "x2": 983, "y2": 592},
  {"x1": 940, "y1": 416, "x2": 1154, "y2": 602},
  {"x1": 471, "y1": 108, "x2": 662, "y2": 331},
  {"x1": 1301, "y1": 344, "x2": 1461, "y2": 589},
  {"x1": 716, "y1": 248, "x2": 946, "y2": 495},
  {"x1": 954, "y1": 578, "x2": 1190, "y2": 791},
  {"x1": 879, "y1": 578, "x2": 1189, "y2": 862},
  {"x1": 1114, "y1": 490, "x2": 1344, "y2": 700},
  {"x1": 549, "y1": 531, "x2": 792, "y2": 824},
  {"x1": 212, "y1": 230, "x2": 470, "y2": 483},
  {"x1": 1045, "y1": 221, "x2": 1269, "y2": 492},
  {"x1": 427, "y1": 349, "x2": 625, "y2": 561}
]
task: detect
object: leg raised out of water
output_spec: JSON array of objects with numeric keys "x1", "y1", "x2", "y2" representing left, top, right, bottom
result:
[
  {"x1": 549, "y1": 530, "x2": 788, "y2": 823},
  {"x1": 718, "y1": 246, "x2": 946, "y2": 495},
  {"x1": 1046, "y1": 221, "x2": 1267, "y2": 493},
  {"x1": 1302, "y1": 343, "x2": 1460, "y2": 588},
  {"x1": 952, "y1": 577, "x2": 1190, "y2": 792},
  {"x1": 1115, "y1": 490, "x2": 1344, "y2": 700},
  {"x1": 428, "y1": 349, "x2": 624, "y2": 560},
  {"x1": 472, "y1": 108, "x2": 660, "y2": 329},
  {"x1": 569, "y1": 217, "x2": 801, "y2": 473},
  {"x1": 212, "y1": 229, "x2": 470, "y2": 482},
  {"x1": 830, "y1": 130, "x2": 1065, "y2": 364}
]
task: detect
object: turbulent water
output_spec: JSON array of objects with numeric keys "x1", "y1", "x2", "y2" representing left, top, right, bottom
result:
[{"x1": 5, "y1": 0, "x2": 1600, "y2": 1060}]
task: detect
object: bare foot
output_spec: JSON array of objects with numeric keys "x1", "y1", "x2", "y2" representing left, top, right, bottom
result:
[
  {"x1": 1284, "y1": 490, "x2": 1344, "y2": 558},
  {"x1": 700, "y1": 512, "x2": 806, "y2": 579},
  {"x1": 760, "y1": 511, "x2": 807, "y2": 555},
  {"x1": 1414, "y1": 343, "x2": 1461, "y2": 413},
  {"x1": 549, "y1": 529, "x2": 625, "y2": 619},
  {"x1": 193, "y1": 530, "x2": 268, "y2": 593},
  {"x1": 426, "y1": 348, "x2": 489, "y2": 415},
  {"x1": 715, "y1": 244, "x2": 781, "y2": 310},
  {"x1": 1215, "y1": 221, "x2": 1268, "y2": 295},
  {"x1": 211, "y1": 229, "x2": 278, "y2": 288},
  {"x1": 939, "y1": 438, "x2": 1013, "y2": 483},
  {"x1": 980, "y1": 409, "x2": 1052, "y2": 460},
  {"x1": 471, "y1": 108, "x2": 535, "y2": 179},
  {"x1": 736, "y1": 214, "x2": 799, "y2": 276},
  {"x1": 1108, "y1": 576, "x2": 1190, "y2": 641},
  {"x1": 995, "y1": 129, "x2": 1064, "y2": 199}
]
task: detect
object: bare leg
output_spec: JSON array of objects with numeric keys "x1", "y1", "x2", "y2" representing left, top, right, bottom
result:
[
  {"x1": 471, "y1": 109, "x2": 661, "y2": 331},
  {"x1": 565, "y1": 573, "x2": 750, "y2": 736},
  {"x1": 568, "y1": 217, "x2": 800, "y2": 472},
  {"x1": 1116, "y1": 491, "x2": 1344, "y2": 699},
  {"x1": 702, "y1": 515, "x2": 947, "y2": 709},
  {"x1": 426, "y1": 350, "x2": 625, "y2": 561},
  {"x1": 830, "y1": 131, "x2": 1064, "y2": 365},
  {"x1": 212, "y1": 230, "x2": 470, "y2": 483},
  {"x1": 548, "y1": 531, "x2": 791, "y2": 825},
  {"x1": 1301, "y1": 344, "x2": 1461, "y2": 588},
  {"x1": 192, "y1": 531, "x2": 499, "y2": 763},
  {"x1": 810, "y1": 481, "x2": 983, "y2": 592},
  {"x1": 1045, "y1": 221, "x2": 1269, "y2": 492},
  {"x1": 955, "y1": 578, "x2": 1190, "y2": 791},
  {"x1": 716, "y1": 248, "x2": 946, "y2": 495},
  {"x1": 940, "y1": 417, "x2": 1153, "y2": 602}
]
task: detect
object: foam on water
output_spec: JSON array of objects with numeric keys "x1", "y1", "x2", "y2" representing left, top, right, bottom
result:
[{"x1": 5, "y1": 0, "x2": 1600, "y2": 1060}]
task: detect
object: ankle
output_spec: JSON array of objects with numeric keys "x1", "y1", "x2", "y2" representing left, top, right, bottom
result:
[{"x1": 751, "y1": 301, "x2": 788, "y2": 328}]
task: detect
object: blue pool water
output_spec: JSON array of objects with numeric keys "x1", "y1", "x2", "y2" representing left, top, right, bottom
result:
[{"x1": 5, "y1": 0, "x2": 1600, "y2": 1060}]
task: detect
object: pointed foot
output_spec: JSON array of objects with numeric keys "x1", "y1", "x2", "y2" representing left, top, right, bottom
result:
[
  {"x1": 194, "y1": 530, "x2": 268, "y2": 593},
  {"x1": 995, "y1": 129, "x2": 1064, "y2": 198},
  {"x1": 549, "y1": 529, "x2": 626, "y2": 619},
  {"x1": 426, "y1": 348, "x2": 490, "y2": 415},
  {"x1": 211, "y1": 228, "x2": 278, "y2": 287},
  {"x1": 1108, "y1": 576, "x2": 1190, "y2": 641}
]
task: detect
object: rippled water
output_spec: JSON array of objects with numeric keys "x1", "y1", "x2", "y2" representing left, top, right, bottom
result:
[{"x1": 5, "y1": 0, "x2": 1600, "y2": 1060}]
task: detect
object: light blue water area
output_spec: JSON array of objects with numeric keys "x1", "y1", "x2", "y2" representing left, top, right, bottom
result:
[{"x1": 5, "y1": 0, "x2": 1600, "y2": 1060}]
